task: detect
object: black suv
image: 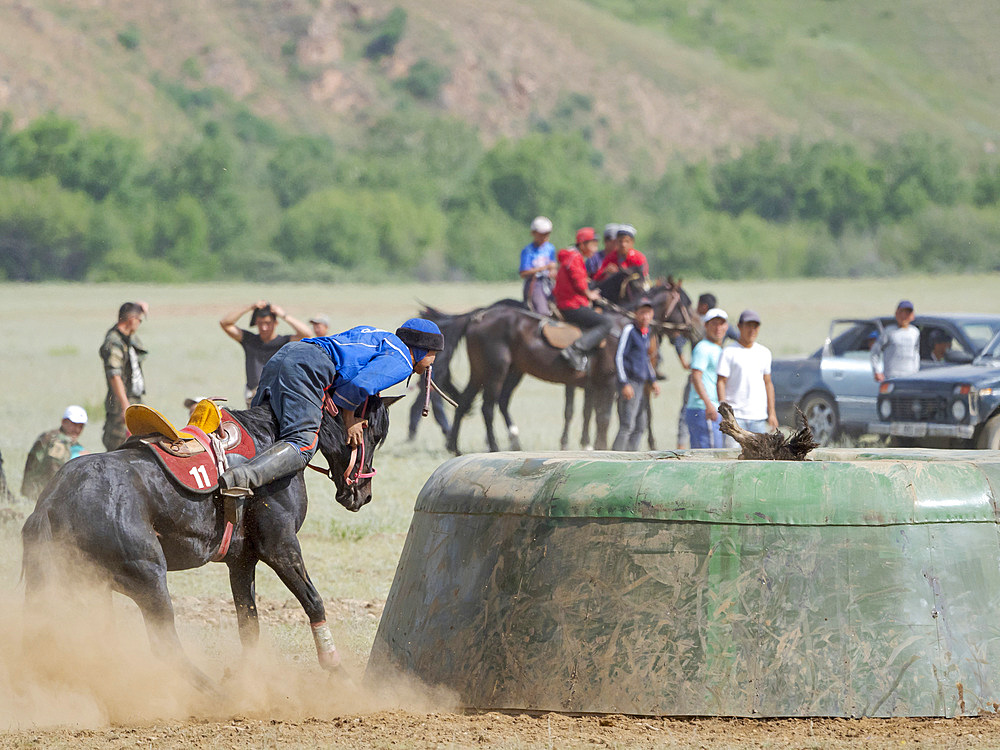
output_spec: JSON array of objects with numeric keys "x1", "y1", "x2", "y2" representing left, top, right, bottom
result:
[{"x1": 871, "y1": 328, "x2": 1000, "y2": 449}]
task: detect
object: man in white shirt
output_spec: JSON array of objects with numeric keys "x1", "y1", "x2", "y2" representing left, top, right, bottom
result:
[
  {"x1": 717, "y1": 310, "x2": 778, "y2": 447},
  {"x1": 871, "y1": 300, "x2": 920, "y2": 381}
]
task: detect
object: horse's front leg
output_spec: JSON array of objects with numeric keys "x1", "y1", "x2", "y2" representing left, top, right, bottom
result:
[
  {"x1": 257, "y1": 527, "x2": 340, "y2": 671},
  {"x1": 227, "y1": 553, "x2": 260, "y2": 654}
]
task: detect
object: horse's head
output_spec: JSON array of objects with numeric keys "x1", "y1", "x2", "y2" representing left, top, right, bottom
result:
[
  {"x1": 647, "y1": 277, "x2": 700, "y2": 345},
  {"x1": 316, "y1": 394, "x2": 399, "y2": 511}
]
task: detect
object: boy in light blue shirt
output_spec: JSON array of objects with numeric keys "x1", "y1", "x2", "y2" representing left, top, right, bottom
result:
[{"x1": 685, "y1": 308, "x2": 729, "y2": 448}]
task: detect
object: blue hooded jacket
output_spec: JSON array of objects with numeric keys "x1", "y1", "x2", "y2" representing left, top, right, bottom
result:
[{"x1": 303, "y1": 326, "x2": 413, "y2": 411}]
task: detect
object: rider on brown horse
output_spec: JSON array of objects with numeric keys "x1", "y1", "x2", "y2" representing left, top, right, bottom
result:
[
  {"x1": 554, "y1": 227, "x2": 616, "y2": 372},
  {"x1": 592, "y1": 224, "x2": 649, "y2": 283},
  {"x1": 219, "y1": 319, "x2": 444, "y2": 496}
]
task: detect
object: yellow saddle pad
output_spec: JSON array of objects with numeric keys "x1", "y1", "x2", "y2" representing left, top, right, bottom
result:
[{"x1": 126, "y1": 399, "x2": 222, "y2": 441}]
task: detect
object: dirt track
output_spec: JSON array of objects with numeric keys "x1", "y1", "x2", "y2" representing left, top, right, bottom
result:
[{"x1": 7, "y1": 711, "x2": 1000, "y2": 749}]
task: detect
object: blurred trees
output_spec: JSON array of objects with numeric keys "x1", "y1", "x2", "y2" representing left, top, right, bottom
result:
[{"x1": 1, "y1": 109, "x2": 999, "y2": 282}]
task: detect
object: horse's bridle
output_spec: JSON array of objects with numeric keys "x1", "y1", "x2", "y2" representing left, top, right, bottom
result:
[{"x1": 306, "y1": 394, "x2": 377, "y2": 486}]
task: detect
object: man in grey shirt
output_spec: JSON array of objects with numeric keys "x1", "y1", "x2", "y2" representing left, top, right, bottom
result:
[{"x1": 872, "y1": 299, "x2": 920, "y2": 382}]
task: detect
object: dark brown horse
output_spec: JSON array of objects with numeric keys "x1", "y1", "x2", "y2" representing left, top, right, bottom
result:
[{"x1": 423, "y1": 277, "x2": 696, "y2": 454}]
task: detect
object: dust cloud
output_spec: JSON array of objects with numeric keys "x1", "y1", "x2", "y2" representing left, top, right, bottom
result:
[{"x1": 0, "y1": 561, "x2": 455, "y2": 732}]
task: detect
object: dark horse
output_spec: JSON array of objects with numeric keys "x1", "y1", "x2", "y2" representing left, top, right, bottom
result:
[
  {"x1": 21, "y1": 398, "x2": 392, "y2": 689},
  {"x1": 423, "y1": 276, "x2": 697, "y2": 454}
]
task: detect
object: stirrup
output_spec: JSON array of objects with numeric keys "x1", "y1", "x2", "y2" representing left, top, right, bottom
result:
[{"x1": 220, "y1": 486, "x2": 253, "y2": 498}]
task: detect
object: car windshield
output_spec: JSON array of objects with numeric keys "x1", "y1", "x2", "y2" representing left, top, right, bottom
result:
[
  {"x1": 959, "y1": 321, "x2": 1000, "y2": 353},
  {"x1": 976, "y1": 329, "x2": 1000, "y2": 363}
]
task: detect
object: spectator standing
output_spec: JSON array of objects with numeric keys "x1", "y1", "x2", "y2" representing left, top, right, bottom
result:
[
  {"x1": 309, "y1": 314, "x2": 330, "y2": 337},
  {"x1": 100, "y1": 301, "x2": 148, "y2": 451},
  {"x1": 554, "y1": 227, "x2": 615, "y2": 371},
  {"x1": 586, "y1": 223, "x2": 618, "y2": 278},
  {"x1": 612, "y1": 299, "x2": 660, "y2": 451},
  {"x1": 676, "y1": 293, "x2": 739, "y2": 448},
  {"x1": 21, "y1": 405, "x2": 89, "y2": 501},
  {"x1": 685, "y1": 309, "x2": 729, "y2": 449},
  {"x1": 717, "y1": 310, "x2": 778, "y2": 447},
  {"x1": 519, "y1": 216, "x2": 558, "y2": 315},
  {"x1": 220, "y1": 301, "x2": 311, "y2": 406},
  {"x1": 871, "y1": 300, "x2": 919, "y2": 381}
]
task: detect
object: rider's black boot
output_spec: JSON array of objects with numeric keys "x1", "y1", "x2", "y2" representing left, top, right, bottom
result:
[
  {"x1": 219, "y1": 441, "x2": 307, "y2": 496},
  {"x1": 560, "y1": 344, "x2": 589, "y2": 372}
]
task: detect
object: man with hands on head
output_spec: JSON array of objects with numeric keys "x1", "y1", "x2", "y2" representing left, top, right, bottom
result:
[{"x1": 220, "y1": 300, "x2": 312, "y2": 406}]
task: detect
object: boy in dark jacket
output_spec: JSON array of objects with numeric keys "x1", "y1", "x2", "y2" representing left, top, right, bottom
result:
[{"x1": 612, "y1": 299, "x2": 660, "y2": 451}]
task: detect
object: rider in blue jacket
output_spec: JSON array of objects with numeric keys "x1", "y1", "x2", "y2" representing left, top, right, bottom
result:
[{"x1": 219, "y1": 318, "x2": 444, "y2": 495}]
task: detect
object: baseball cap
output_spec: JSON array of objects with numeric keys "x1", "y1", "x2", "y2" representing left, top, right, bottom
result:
[
  {"x1": 738, "y1": 310, "x2": 761, "y2": 325},
  {"x1": 636, "y1": 297, "x2": 654, "y2": 310},
  {"x1": 63, "y1": 405, "x2": 88, "y2": 424},
  {"x1": 703, "y1": 308, "x2": 728, "y2": 324},
  {"x1": 897, "y1": 299, "x2": 914, "y2": 311},
  {"x1": 530, "y1": 216, "x2": 553, "y2": 234},
  {"x1": 616, "y1": 224, "x2": 637, "y2": 238},
  {"x1": 603, "y1": 223, "x2": 621, "y2": 240},
  {"x1": 575, "y1": 227, "x2": 597, "y2": 244},
  {"x1": 309, "y1": 313, "x2": 329, "y2": 326}
]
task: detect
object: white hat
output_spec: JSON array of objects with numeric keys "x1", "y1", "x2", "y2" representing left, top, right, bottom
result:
[
  {"x1": 603, "y1": 223, "x2": 621, "y2": 240},
  {"x1": 530, "y1": 216, "x2": 553, "y2": 234},
  {"x1": 63, "y1": 405, "x2": 88, "y2": 424},
  {"x1": 703, "y1": 308, "x2": 728, "y2": 324}
]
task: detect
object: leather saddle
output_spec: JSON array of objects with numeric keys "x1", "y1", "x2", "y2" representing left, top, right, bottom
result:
[
  {"x1": 539, "y1": 320, "x2": 582, "y2": 349},
  {"x1": 124, "y1": 400, "x2": 256, "y2": 494}
]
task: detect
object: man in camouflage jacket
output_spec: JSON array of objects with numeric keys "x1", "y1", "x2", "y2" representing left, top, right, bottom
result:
[{"x1": 100, "y1": 301, "x2": 148, "y2": 451}]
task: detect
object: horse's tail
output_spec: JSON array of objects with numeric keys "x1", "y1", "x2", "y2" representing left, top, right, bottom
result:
[{"x1": 20, "y1": 507, "x2": 53, "y2": 591}]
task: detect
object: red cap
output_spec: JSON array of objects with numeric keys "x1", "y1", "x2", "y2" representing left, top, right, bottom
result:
[{"x1": 575, "y1": 227, "x2": 597, "y2": 244}]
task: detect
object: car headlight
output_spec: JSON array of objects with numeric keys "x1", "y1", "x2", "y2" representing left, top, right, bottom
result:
[
  {"x1": 878, "y1": 398, "x2": 892, "y2": 420},
  {"x1": 951, "y1": 399, "x2": 968, "y2": 422}
]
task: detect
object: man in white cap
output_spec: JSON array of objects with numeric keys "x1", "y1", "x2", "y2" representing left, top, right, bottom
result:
[
  {"x1": 519, "y1": 216, "x2": 557, "y2": 315},
  {"x1": 21, "y1": 405, "x2": 90, "y2": 501},
  {"x1": 685, "y1": 308, "x2": 730, "y2": 449}
]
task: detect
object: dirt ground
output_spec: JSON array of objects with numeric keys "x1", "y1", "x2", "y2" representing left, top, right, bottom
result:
[
  {"x1": 7, "y1": 711, "x2": 1000, "y2": 749},
  {"x1": 3, "y1": 595, "x2": 1000, "y2": 749}
]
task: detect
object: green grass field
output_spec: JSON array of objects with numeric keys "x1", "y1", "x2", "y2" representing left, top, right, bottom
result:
[{"x1": 2, "y1": 275, "x2": 999, "y2": 670}]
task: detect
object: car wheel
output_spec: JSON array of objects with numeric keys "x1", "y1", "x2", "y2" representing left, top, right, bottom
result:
[
  {"x1": 976, "y1": 414, "x2": 1000, "y2": 450},
  {"x1": 799, "y1": 392, "x2": 839, "y2": 446}
]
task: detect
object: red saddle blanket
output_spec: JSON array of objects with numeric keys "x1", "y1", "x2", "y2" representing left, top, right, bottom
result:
[{"x1": 145, "y1": 410, "x2": 256, "y2": 494}]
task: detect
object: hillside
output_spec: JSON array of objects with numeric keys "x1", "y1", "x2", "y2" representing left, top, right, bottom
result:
[
  {"x1": 3, "y1": 0, "x2": 999, "y2": 164},
  {"x1": 3, "y1": 0, "x2": 1000, "y2": 283}
]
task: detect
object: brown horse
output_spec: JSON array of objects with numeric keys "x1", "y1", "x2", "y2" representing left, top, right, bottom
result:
[{"x1": 423, "y1": 278, "x2": 696, "y2": 454}]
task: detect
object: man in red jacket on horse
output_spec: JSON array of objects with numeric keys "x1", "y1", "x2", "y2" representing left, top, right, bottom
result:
[{"x1": 553, "y1": 227, "x2": 615, "y2": 372}]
